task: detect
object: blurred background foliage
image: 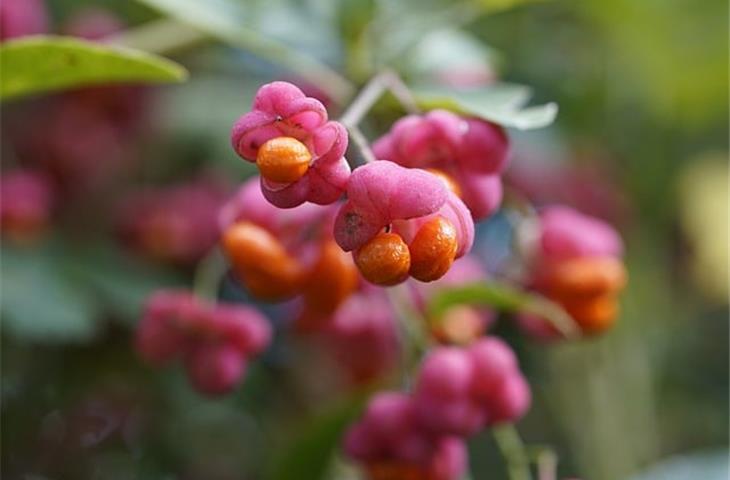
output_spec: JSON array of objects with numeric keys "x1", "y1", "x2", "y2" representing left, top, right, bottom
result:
[{"x1": 1, "y1": 0, "x2": 728, "y2": 479}]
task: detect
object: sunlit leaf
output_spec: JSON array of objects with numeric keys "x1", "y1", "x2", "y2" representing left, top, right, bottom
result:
[
  {"x1": 135, "y1": 0, "x2": 354, "y2": 101},
  {"x1": 0, "y1": 36, "x2": 188, "y2": 100},
  {"x1": 427, "y1": 281, "x2": 579, "y2": 338},
  {"x1": 414, "y1": 85, "x2": 557, "y2": 130}
]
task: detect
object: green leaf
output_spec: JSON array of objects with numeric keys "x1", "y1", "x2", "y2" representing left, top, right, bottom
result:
[
  {"x1": 1, "y1": 245, "x2": 98, "y2": 342},
  {"x1": 135, "y1": 0, "x2": 354, "y2": 101},
  {"x1": 67, "y1": 245, "x2": 186, "y2": 326},
  {"x1": 265, "y1": 392, "x2": 369, "y2": 480},
  {"x1": 414, "y1": 84, "x2": 558, "y2": 130},
  {"x1": 0, "y1": 35, "x2": 188, "y2": 100},
  {"x1": 427, "y1": 281, "x2": 580, "y2": 338}
]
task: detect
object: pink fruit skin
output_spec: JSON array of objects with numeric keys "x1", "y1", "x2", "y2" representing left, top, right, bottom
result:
[
  {"x1": 185, "y1": 343, "x2": 248, "y2": 396},
  {"x1": 0, "y1": 0, "x2": 47, "y2": 40},
  {"x1": 373, "y1": 110, "x2": 509, "y2": 220},
  {"x1": 231, "y1": 82, "x2": 350, "y2": 207}
]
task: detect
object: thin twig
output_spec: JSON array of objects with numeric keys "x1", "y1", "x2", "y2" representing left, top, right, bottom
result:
[
  {"x1": 381, "y1": 70, "x2": 421, "y2": 114},
  {"x1": 192, "y1": 247, "x2": 226, "y2": 302},
  {"x1": 349, "y1": 126, "x2": 378, "y2": 164},
  {"x1": 492, "y1": 423, "x2": 532, "y2": 480},
  {"x1": 339, "y1": 73, "x2": 389, "y2": 128}
]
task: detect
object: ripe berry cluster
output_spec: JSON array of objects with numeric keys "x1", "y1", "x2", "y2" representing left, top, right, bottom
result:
[
  {"x1": 135, "y1": 291, "x2": 271, "y2": 396},
  {"x1": 344, "y1": 338, "x2": 529, "y2": 479},
  {"x1": 517, "y1": 206, "x2": 627, "y2": 337}
]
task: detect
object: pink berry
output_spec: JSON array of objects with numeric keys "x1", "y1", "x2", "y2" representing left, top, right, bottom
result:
[
  {"x1": 416, "y1": 348, "x2": 475, "y2": 400},
  {"x1": 487, "y1": 374, "x2": 532, "y2": 425},
  {"x1": 429, "y1": 436, "x2": 468, "y2": 480},
  {"x1": 363, "y1": 392, "x2": 415, "y2": 440},
  {"x1": 538, "y1": 206, "x2": 624, "y2": 261},
  {"x1": 0, "y1": 169, "x2": 54, "y2": 242},
  {"x1": 135, "y1": 291, "x2": 197, "y2": 365},
  {"x1": 414, "y1": 395, "x2": 485, "y2": 437},
  {"x1": 468, "y1": 337, "x2": 519, "y2": 401},
  {"x1": 326, "y1": 291, "x2": 399, "y2": 383},
  {"x1": 343, "y1": 422, "x2": 380, "y2": 462},
  {"x1": 213, "y1": 305, "x2": 272, "y2": 356},
  {"x1": 117, "y1": 178, "x2": 228, "y2": 265},
  {"x1": 373, "y1": 110, "x2": 509, "y2": 221},
  {"x1": 184, "y1": 343, "x2": 248, "y2": 396},
  {"x1": 392, "y1": 430, "x2": 437, "y2": 464},
  {"x1": 0, "y1": 0, "x2": 47, "y2": 40}
]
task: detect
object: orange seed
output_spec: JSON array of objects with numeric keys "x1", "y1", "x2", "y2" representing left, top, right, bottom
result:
[
  {"x1": 354, "y1": 232, "x2": 411, "y2": 286},
  {"x1": 256, "y1": 136, "x2": 311, "y2": 183},
  {"x1": 408, "y1": 216, "x2": 458, "y2": 282}
]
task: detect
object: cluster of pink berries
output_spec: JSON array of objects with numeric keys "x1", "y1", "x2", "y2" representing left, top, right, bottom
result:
[
  {"x1": 517, "y1": 206, "x2": 627, "y2": 337},
  {"x1": 117, "y1": 178, "x2": 229, "y2": 265},
  {"x1": 229, "y1": 82, "x2": 493, "y2": 287},
  {"x1": 344, "y1": 337, "x2": 529, "y2": 479},
  {"x1": 135, "y1": 291, "x2": 271, "y2": 396},
  {"x1": 373, "y1": 109, "x2": 509, "y2": 220}
]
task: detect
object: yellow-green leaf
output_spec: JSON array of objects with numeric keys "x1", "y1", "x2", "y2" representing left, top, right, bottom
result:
[{"x1": 0, "y1": 35, "x2": 188, "y2": 100}]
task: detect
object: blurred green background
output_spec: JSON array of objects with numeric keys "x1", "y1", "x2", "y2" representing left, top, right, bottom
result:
[{"x1": 1, "y1": 1, "x2": 728, "y2": 479}]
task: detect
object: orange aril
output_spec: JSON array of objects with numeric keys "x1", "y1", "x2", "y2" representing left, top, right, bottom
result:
[
  {"x1": 256, "y1": 136, "x2": 311, "y2": 183},
  {"x1": 222, "y1": 221, "x2": 304, "y2": 300},
  {"x1": 561, "y1": 293, "x2": 618, "y2": 334},
  {"x1": 542, "y1": 256, "x2": 627, "y2": 298},
  {"x1": 303, "y1": 240, "x2": 359, "y2": 314},
  {"x1": 426, "y1": 168, "x2": 462, "y2": 197},
  {"x1": 409, "y1": 216, "x2": 458, "y2": 282},
  {"x1": 354, "y1": 232, "x2": 411, "y2": 286}
]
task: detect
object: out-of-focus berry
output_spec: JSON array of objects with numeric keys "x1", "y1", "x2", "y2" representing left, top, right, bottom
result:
[
  {"x1": 184, "y1": 343, "x2": 248, "y2": 396},
  {"x1": 411, "y1": 338, "x2": 530, "y2": 436},
  {"x1": 0, "y1": 169, "x2": 54, "y2": 243},
  {"x1": 325, "y1": 290, "x2": 399, "y2": 383},
  {"x1": 219, "y1": 178, "x2": 356, "y2": 313},
  {"x1": 344, "y1": 392, "x2": 468, "y2": 480},
  {"x1": 0, "y1": 0, "x2": 48, "y2": 40},
  {"x1": 517, "y1": 206, "x2": 627, "y2": 337},
  {"x1": 134, "y1": 290, "x2": 271, "y2": 396},
  {"x1": 117, "y1": 178, "x2": 228, "y2": 265}
]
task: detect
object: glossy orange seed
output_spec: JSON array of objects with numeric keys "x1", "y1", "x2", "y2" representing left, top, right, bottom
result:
[
  {"x1": 303, "y1": 240, "x2": 359, "y2": 314},
  {"x1": 256, "y1": 136, "x2": 311, "y2": 183},
  {"x1": 354, "y1": 232, "x2": 411, "y2": 286},
  {"x1": 222, "y1": 221, "x2": 304, "y2": 300},
  {"x1": 408, "y1": 216, "x2": 458, "y2": 282},
  {"x1": 542, "y1": 256, "x2": 627, "y2": 298},
  {"x1": 561, "y1": 293, "x2": 618, "y2": 334}
]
